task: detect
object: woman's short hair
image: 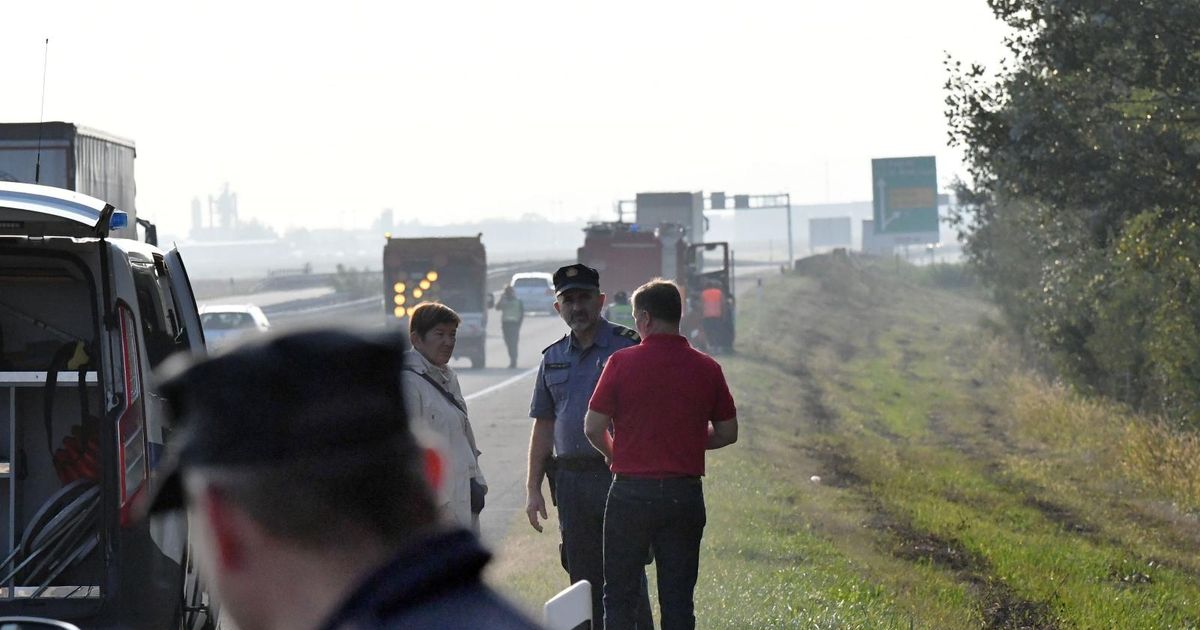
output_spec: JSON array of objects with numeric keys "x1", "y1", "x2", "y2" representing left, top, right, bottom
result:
[
  {"x1": 632, "y1": 279, "x2": 682, "y2": 324},
  {"x1": 409, "y1": 302, "x2": 461, "y2": 339}
]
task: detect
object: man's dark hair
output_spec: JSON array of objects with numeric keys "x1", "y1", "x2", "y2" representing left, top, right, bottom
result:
[
  {"x1": 409, "y1": 302, "x2": 461, "y2": 339},
  {"x1": 632, "y1": 279, "x2": 682, "y2": 324},
  {"x1": 197, "y1": 441, "x2": 437, "y2": 549}
]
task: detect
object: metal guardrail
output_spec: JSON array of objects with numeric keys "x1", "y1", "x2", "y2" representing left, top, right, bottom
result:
[
  {"x1": 266, "y1": 296, "x2": 382, "y2": 319},
  {"x1": 239, "y1": 260, "x2": 573, "y2": 318}
]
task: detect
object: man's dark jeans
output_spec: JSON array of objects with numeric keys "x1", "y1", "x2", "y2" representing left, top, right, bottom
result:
[
  {"x1": 604, "y1": 476, "x2": 706, "y2": 630},
  {"x1": 555, "y1": 468, "x2": 653, "y2": 629}
]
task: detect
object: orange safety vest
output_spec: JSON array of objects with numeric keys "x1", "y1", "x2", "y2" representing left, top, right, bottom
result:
[{"x1": 701, "y1": 287, "x2": 724, "y2": 318}]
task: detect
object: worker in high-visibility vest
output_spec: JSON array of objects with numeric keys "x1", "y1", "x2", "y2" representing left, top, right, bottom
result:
[
  {"x1": 604, "y1": 290, "x2": 636, "y2": 330},
  {"x1": 496, "y1": 285, "x2": 525, "y2": 368},
  {"x1": 700, "y1": 282, "x2": 727, "y2": 354}
]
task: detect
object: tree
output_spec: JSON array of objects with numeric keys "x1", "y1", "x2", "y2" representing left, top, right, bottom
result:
[{"x1": 946, "y1": 0, "x2": 1200, "y2": 423}]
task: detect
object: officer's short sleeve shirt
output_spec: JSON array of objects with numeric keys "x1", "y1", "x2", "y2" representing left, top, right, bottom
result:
[{"x1": 529, "y1": 319, "x2": 639, "y2": 457}]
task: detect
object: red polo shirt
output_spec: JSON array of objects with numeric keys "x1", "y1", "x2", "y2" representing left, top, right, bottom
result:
[{"x1": 589, "y1": 334, "x2": 737, "y2": 477}]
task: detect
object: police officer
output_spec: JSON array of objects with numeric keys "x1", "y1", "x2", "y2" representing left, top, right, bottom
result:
[{"x1": 526, "y1": 264, "x2": 653, "y2": 629}]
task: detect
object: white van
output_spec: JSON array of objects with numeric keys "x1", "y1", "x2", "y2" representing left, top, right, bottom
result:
[{"x1": 0, "y1": 183, "x2": 214, "y2": 628}]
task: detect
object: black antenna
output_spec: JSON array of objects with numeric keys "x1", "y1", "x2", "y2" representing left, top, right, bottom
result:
[{"x1": 35, "y1": 38, "x2": 49, "y2": 184}]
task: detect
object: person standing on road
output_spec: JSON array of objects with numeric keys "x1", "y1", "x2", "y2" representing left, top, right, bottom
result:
[
  {"x1": 144, "y1": 328, "x2": 538, "y2": 630},
  {"x1": 496, "y1": 285, "x2": 525, "y2": 368},
  {"x1": 604, "y1": 290, "x2": 636, "y2": 330},
  {"x1": 585, "y1": 279, "x2": 739, "y2": 630},
  {"x1": 402, "y1": 302, "x2": 488, "y2": 534},
  {"x1": 700, "y1": 281, "x2": 727, "y2": 354},
  {"x1": 525, "y1": 263, "x2": 653, "y2": 629}
]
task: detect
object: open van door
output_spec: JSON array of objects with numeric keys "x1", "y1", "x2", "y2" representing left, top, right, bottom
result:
[
  {"x1": 163, "y1": 249, "x2": 206, "y2": 354},
  {"x1": 162, "y1": 248, "x2": 219, "y2": 629}
]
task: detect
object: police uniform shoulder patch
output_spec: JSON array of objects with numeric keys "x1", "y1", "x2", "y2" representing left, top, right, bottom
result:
[
  {"x1": 612, "y1": 325, "x2": 641, "y2": 343},
  {"x1": 542, "y1": 334, "x2": 568, "y2": 354}
]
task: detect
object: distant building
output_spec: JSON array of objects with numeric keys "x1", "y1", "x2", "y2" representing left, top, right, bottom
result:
[{"x1": 190, "y1": 183, "x2": 277, "y2": 242}]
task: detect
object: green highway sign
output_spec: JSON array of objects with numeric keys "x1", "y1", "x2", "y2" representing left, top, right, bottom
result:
[{"x1": 871, "y1": 156, "x2": 938, "y2": 240}]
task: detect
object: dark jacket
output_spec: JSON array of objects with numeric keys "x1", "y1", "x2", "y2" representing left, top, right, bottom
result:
[{"x1": 319, "y1": 529, "x2": 540, "y2": 630}]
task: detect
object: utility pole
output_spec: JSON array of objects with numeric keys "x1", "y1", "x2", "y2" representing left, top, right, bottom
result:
[{"x1": 784, "y1": 192, "x2": 793, "y2": 266}]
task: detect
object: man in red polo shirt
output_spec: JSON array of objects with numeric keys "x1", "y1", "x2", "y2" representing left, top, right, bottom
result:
[{"x1": 584, "y1": 279, "x2": 739, "y2": 630}]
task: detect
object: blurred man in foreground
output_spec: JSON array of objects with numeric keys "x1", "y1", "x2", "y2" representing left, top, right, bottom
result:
[{"x1": 144, "y1": 328, "x2": 537, "y2": 630}]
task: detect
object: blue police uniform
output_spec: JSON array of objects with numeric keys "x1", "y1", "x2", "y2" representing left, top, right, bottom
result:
[
  {"x1": 318, "y1": 528, "x2": 539, "y2": 630},
  {"x1": 531, "y1": 318, "x2": 640, "y2": 457},
  {"x1": 530, "y1": 317, "x2": 652, "y2": 629}
]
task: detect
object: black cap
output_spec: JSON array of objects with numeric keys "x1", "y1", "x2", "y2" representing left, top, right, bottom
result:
[
  {"x1": 145, "y1": 328, "x2": 417, "y2": 515},
  {"x1": 553, "y1": 263, "x2": 600, "y2": 295}
]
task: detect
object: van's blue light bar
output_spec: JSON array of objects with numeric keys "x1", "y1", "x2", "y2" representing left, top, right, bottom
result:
[{"x1": 110, "y1": 211, "x2": 128, "y2": 229}]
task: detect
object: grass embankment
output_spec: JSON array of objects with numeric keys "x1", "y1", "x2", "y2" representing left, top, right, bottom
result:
[{"x1": 487, "y1": 255, "x2": 1200, "y2": 628}]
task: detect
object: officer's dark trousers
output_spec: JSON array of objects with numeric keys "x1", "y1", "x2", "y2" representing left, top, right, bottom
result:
[
  {"x1": 555, "y1": 468, "x2": 653, "y2": 629},
  {"x1": 604, "y1": 476, "x2": 706, "y2": 630},
  {"x1": 502, "y1": 321, "x2": 521, "y2": 365}
]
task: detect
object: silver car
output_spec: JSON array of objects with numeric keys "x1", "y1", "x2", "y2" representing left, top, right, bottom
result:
[
  {"x1": 509, "y1": 272, "x2": 556, "y2": 315},
  {"x1": 199, "y1": 304, "x2": 271, "y2": 350}
]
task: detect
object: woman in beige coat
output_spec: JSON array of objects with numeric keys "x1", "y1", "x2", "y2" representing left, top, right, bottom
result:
[{"x1": 402, "y1": 302, "x2": 487, "y2": 532}]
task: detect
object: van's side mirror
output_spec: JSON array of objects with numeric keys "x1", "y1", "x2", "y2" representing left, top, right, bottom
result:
[{"x1": 486, "y1": 293, "x2": 496, "y2": 309}]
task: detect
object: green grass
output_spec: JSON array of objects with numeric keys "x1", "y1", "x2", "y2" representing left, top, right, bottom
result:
[
  {"x1": 489, "y1": 255, "x2": 1200, "y2": 628},
  {"x1": 486, "y1": 507, "x2": 565, "y2": 617}
]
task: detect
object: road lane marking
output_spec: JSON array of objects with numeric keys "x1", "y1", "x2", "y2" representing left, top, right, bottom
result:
[{"x1": 464, "y1": 367, "x2": 539, "y2": 402}]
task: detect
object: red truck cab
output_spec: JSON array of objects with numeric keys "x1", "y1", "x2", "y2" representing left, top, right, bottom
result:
[{"x1": 576, "y1": 222, "x2": 687, "y2": 298}]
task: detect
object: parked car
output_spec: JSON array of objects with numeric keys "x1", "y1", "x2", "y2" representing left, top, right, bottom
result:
[
  {"x1": 200, "y1": 304, "x2": 271, "y2": 350},
  {"x1": 509, "y1": 272, "x2": 556, "y2": 315},
  {"x1": 0, "y1": 182, "x2": 215, "y2": 629}
]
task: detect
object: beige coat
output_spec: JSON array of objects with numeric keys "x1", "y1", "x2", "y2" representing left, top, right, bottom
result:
[{"x1": 401, "y1": 350, "x2": 486, "y2": 531}]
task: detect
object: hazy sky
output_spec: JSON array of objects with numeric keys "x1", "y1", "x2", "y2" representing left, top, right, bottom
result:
[{"x1": 2, "y1": 1, "x2": 1010, "y2": 235}]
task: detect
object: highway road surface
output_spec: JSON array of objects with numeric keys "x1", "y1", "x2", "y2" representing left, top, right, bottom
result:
[
  {"x1": 204, "y1": 265, "x2": 777, "y2": 630},
  {"x1": 216, "y1": 265, "x2": 779, "y2": 549}
]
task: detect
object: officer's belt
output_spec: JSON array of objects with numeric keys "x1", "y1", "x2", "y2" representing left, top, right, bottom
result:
[{"x1": 553, "y1": 456, "x2": 610, "y2": 473}]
